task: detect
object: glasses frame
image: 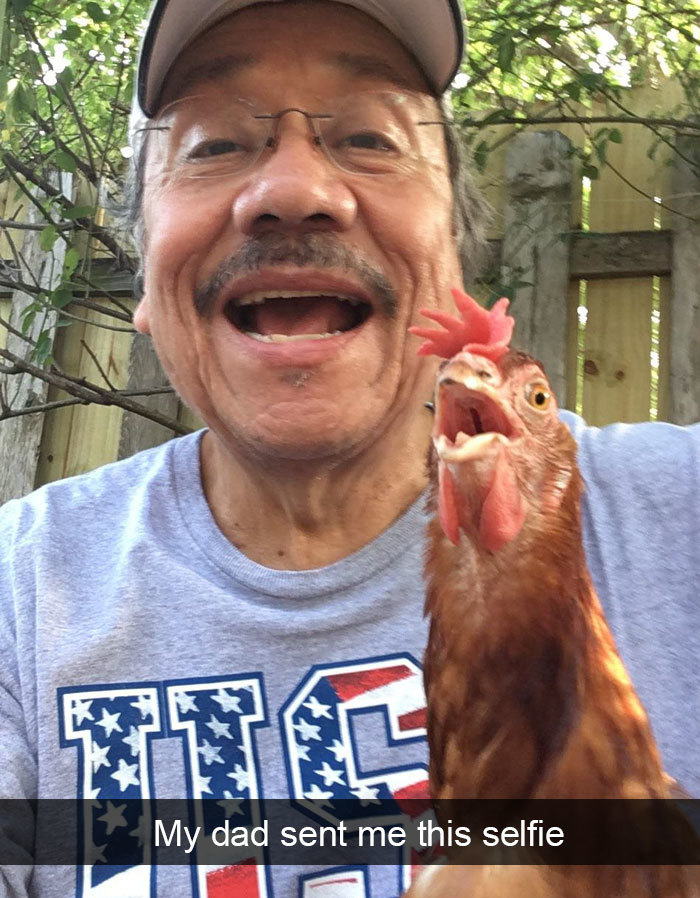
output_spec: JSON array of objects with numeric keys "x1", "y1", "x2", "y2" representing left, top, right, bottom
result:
[{"x1": 136, "y1": 91, "x2": 445, "y2": 180}]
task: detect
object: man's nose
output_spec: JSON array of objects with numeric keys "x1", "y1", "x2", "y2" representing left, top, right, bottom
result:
[{"x1": 232, "y1": 117, "x2": 358, "y2": 234}]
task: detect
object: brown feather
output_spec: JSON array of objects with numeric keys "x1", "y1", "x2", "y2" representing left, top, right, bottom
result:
[{"x1": 410, "y1": 348, "x2": 699, "y2": 896}]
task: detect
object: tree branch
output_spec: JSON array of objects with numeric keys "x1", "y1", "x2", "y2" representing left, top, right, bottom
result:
[
  {"x1": 463, "y1": 114, "x2": 700, "y2": 131},
  {"x1": 0, "y1": 347, "x2": 189, "y2": 435}
]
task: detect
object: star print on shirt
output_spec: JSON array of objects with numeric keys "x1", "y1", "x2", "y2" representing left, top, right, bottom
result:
[
  {"x1": 173, "y1": 691, "x2": 198, "y2": 714},
  {"x1": 197, "y1": 739, "x2": 225, "y2": 766},
  {"x1": 131, "y1": 694, "x2": 157, "y2": 720},
  {"x1": 110, "y1": 758, "x2": 139, "y2": 792},
  {"x1": 314, "y1": 761, "x2": 345, "y2": 787},
  {"x1": 350, "y1": 784, "x2": 381, "y2": 804},
  {"x1": 129, "y1": 815, "x2": 146, "y2": 847},
  {"x1": 227, "y1": 763, "x2": 250, "y2": 794},
  {"x1": 211, "y1": 688, "x2": 242, "y2": 714},
  {"x1": 73, "y1": 699, "x2": 94, "y2": 725},
  {"x1": 205, "y1": 714, "x2": 233, "y2": 740},
  {"x1": 96, "y1": 708, "x2": 122, "y2": 738},
  {"x1": 88, "y1": 842, "x2": 108, "y2": 866},
  {"x1": 91, "y1": 741, "x2": 111, "y2": 772},
  {"x1": 196, "y1": 774, "x2": 213, "y2": 795},
  {"x1": 217, "y1": 791, "x2": 244, "y2": 818},
  {"x1": 122, "y1": 726, "x2": 142, "y2": 758},
  {"x1": 304, "y1": 784, "x2": 334, "y2": 805},
  {"x1": 296, "y1": 743, "x2": 311, "y2": 762},
  {"x1": 327, "y1": 739, "x2": 347, "y2": 762},
  {"x1": 97, "y1": 801, "x2": 127, "y2": 835},
  {"x1": 294, "y1": 719, "x2": 322, "y2": 742},
  {"x1": 302, "y1": 696, "x2": 333, "y2": 719}
]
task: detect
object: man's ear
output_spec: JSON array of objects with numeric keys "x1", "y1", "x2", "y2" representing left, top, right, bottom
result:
[{"x1": 133, "y1": 293, "x2": 151, "y2": 335}]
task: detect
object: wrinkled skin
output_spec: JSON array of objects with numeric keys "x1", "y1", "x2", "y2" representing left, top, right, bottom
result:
[{"x1": 133, "y1": 0, "x2": 463, "y2": 569}]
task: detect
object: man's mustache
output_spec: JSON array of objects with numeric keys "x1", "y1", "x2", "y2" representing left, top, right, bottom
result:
[{"x1": 193, "y1": 233, "x2": 397, "y2": 319}]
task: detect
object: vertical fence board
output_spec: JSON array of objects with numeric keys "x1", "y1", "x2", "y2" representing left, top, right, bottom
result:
[
  {"x1": 566, "y1": 282, "x2": 582, "y2": 412},
  {"x1": 117, "y1": 334, "x2": 178, "y2": 459},
  {"x1": 0, "y1": 175, "x2": 71, "y2": 502},
  {"x1": 657, "y1": 276, "x2": 672, "y2": 422},
  {"x1": 502, "y1": 130, "x2": 572, "y2": 401},
  {"x1": 667, "y1": 125, "x2": 700, "y2": 425},
  {"x1": 582, "y1": 91, "x2": 661, "y2": 424},
  {"x1": 35, "y1": 305, "x2": 131, "y2": 485}
]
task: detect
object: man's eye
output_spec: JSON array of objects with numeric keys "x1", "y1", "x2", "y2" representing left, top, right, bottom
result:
[
  {"x1": 340, "y1": 131, "x2": 394, "y2": 152},
  {"x1": 189, "y1": 139, "x2": 247, "y2": 158}
]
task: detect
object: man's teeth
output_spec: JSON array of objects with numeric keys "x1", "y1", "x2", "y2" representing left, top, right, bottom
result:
[
  {"x1": 245, "y1": 331, "x2": 344, "y2": 342},
  {"x1": 235, "y1": 290, "x2": 362, "y2": 307}
]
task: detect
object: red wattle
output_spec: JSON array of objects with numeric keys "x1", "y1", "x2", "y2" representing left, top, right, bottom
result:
[{"x1": 479, "y1": 450, "x2": 525, "y2": 552}]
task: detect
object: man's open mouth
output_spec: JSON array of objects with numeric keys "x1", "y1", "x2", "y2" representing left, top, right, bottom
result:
[
  {"x1": 434, "y1": 379, "x2": 519, "y2": 461},
  {"x1": 225, "y1": 291, "x2": 373, "y2": 342}
]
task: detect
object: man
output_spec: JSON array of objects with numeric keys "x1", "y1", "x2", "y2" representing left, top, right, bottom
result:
[{"x1": 1, "y1": 1, "x2": 698, "y2": 897}]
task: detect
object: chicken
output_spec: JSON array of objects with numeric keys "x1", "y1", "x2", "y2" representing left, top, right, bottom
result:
[{"x1": 403, "y1": 289, "x2": 699, "y2": 897}]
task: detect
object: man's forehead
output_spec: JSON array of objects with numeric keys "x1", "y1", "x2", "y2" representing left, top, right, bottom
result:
[
  {"x1": 170, "y1": 51, "x2": 426, "y2": 100},
  {"x1": 159, "y1": 0, "x2": 432, "y2": 106}
]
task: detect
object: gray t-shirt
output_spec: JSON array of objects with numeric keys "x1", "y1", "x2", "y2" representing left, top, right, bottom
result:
[{"x1": 1, "y1": 412, "x2": 698, "y2": 898}]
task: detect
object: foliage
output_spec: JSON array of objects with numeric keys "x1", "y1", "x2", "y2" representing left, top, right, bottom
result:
[
  {"x1": 453, "y1": 0, "x2": 699, "y2": 178},
  {"x1": 0, "y1": 0, "x2": 698, "y2": 428}
]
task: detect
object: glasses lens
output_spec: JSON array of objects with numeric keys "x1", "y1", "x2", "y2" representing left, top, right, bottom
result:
[
  {"x1": 318, "y1": 92, "x2": 421, "y2": 175},
  {"x1": 148, "y1": 96, "x2": 268, "y2": 179},
  {"x1": 144, "y1": 92, "x2": 430, "y2": 180}
]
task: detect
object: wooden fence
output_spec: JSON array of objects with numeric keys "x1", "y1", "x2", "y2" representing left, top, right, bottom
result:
[{"x1": 1, "y1": 79, "x2": 698, "y2": 499}]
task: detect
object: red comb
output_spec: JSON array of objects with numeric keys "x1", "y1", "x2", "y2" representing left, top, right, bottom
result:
[{"x1": 409, "y1": 288, "x2": 514, "y2": 362}]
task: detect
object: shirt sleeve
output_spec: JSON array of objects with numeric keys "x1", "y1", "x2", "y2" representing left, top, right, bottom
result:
[
  {"x1": 0, "y1": 498, "x2": 37, "y2": 895},
  {"x1": 559, "y1": 410, "x2": 700, "y2": 794}
]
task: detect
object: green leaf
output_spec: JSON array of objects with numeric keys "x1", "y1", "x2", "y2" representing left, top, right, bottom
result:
[
  {"x1": 497, "y1": 34, "x2": 516, "y2": 73},
  {"x1": 85, "y1": 2, "x2": 108, "y2": 22},
  {"x1": 474, "y1": 139, "x2": 489, "y2": 173},
  {"x1": 63, "y1": 247, "x2": 80, "y2": 277},
  {"x1": 49, "y1": 285, "x2": 73, "y2": 309},
  {"x1": 563, "y1": 81, "x2": 581, "y2": 102},
  {"x1": 39, "y1": 225, "x2": 59, "y2": 252},
  {"x1": 21, "y1": 308, "x2": 37, "y2": 335},
  {"x1": 11, "y1": 83, "x2": 37, "y2": 116},
  {"x1": 56, "y1": 66, "x2": 75, "y2": 89},
  {"x1": 0, "y1": 67, "x2": 9, "y2": 103},
  {"x1": 528, "y1": 24, "x2": 561, "y2": 42},
  {"x1": 63, "y1": 204, "x2": 94, "y2": 221},
  {"x1": 61, "y1": 24, "x2": 81, "y2": 40},
  {"x1": 579, "y1": 72, "x2": 606, "y2": 92},
  {"x1": 33, "y1": 330, "x2": 53, "y2": 367},
  {"x1": 609, "y1": 128, "x2": 623, "y2": 144},
  {"x1": 479, "y1": 109, "x2": 508, "y2": 126},
  {"x1": 54, "y1": 150, "x2": 78, "y2": 174},
  {"x1": 582, "y1": 163, "x2": 600, "y2": 180}
]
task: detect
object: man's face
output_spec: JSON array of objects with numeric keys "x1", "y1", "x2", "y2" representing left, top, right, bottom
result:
[{"x1": 135, "y1": 0, "x2": 462, "y2": 463}]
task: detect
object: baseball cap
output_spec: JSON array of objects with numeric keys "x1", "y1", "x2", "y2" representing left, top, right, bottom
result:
[{"x1": 135, "y1": 0, "x2": 465, "y2": 118}]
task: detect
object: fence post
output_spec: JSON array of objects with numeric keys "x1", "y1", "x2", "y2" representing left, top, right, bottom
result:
[
  {"x1": 668, "y1": 122, "x2": 700, "y2": 425},
  {"x1": 0, "y1": 173, "x2": 71, "y2": 503},
  {"x1": 502, "y1": 131, "x2": 573, "y2": 401},
  {"x1": 117, "y1": 334, "x2": 178, "y2": 459}
]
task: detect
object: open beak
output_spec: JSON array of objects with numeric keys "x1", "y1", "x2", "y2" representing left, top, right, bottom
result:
[{"x1": 433, "y1": 354, "x2": 521, "y2": 463}]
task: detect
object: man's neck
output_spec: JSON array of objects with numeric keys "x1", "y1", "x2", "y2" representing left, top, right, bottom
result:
[{"x1": 199, "y1": 417, "x2": 432, "y2": 570}]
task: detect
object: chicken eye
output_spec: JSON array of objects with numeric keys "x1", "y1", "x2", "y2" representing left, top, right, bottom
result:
[{"x1": 526, "y1": 381, "x2": 551, "y2": 410}]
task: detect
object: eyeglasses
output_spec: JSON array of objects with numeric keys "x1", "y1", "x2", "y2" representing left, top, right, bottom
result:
[{"x1": 137, "y1": 91, "x2": 443, "y2": 181}]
